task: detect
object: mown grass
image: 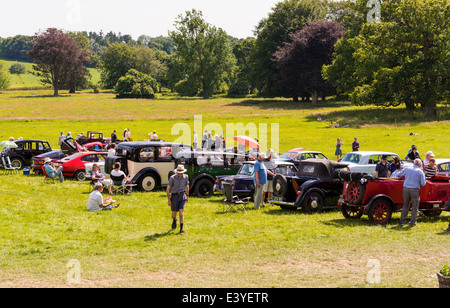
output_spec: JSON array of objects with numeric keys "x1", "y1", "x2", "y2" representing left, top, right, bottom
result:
[{"x1": 0, "y1": 90, "x2": 449, "y2": 288}]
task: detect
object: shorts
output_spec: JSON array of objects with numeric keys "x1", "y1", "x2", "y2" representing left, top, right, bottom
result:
[
  {"x1": 263, "y1": 180, "x2": 273, "y2": 193},
  {"x1": 171, "y1": 192, "x2": 187, "y2": 212}
]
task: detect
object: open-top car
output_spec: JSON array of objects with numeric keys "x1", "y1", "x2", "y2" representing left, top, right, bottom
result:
[
  {"x1": 339, "y1": 175, "x2": 450, "y2": 225},
  {"x1": 214, "y1": 160, "x2": 297, "y2": 199},
  {"x1": 270, "y1": 159, "x2": 350, "y2": 213}
]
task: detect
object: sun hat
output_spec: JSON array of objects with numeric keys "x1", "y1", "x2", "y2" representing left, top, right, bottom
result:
[
  {"x1": 175, "y1": 164, "x2": 187, "y2": 174},
  {"x1": 44, "y1": 157, "x2": 52, "y2": 163},
  {"x1": 258, "y1": 153, "x2": 267, "y2": 159},
  {"x1": 426, "y1": 151, "x2": 435, "y2": 157}
]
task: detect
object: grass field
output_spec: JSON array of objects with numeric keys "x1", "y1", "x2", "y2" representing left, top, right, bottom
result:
[
  {"x1": 0, "y1": 59, "x2": 100, "y2": 90},
  {"x1": 0, "y1": 90, "x2": 449, "y2": 288}
]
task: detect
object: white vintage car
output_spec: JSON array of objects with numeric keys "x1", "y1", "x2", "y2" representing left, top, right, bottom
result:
[
  {"x1": 341, "y1": 151, "x2": 411, "y2": 176},
  {"x1": 436, "y1": 159, "x2": 450, "y2": 176}
]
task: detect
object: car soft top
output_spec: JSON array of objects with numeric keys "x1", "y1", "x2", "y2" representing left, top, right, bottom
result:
[{"x1": 296, "y1": 159, "x2": 349, "y2": 179}]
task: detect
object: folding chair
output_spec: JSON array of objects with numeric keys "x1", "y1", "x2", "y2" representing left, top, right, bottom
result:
[
  {"x1": 222, "y1": 182, "x2": 250, "y2": 213},
  {"x1": 1, "y1": 156, "x2": 20, "y2": 175},
  {"x1": 42, "y1": 166, "x2": 57, "y2": 184},
  {"x1": 110, "y1": 174, "x2": 136, "y2": 195}
]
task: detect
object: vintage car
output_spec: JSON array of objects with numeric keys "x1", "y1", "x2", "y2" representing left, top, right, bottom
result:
[
  {"x1": 277, "y1": 150, "x2": 328, "y2": 167},
  {"x1": 31, "y1": 150, "x2": 66, "y2": 174},
  {"x1": 436, "y1": 159, "x2": 450, "y2": 176},
  {"x1": 53, "y1": 151, "x2": 108, "y2": 181},
  {"x1": 104, "y1": 141, "x2": 191, "y2": 192},
  {"x1": 214, "y1": 161, "x2": 297, "y2": 199},
  {"x1": 1, "y1": 139, "x2": 52, "y2": 170},
  {"x1": 339, "y1": 175, "x2": 450, "y2": 225},
  {"x1": 175, "y1": 150, "x2": 249, "y2": 198},
  {"x1": 270, "y1": 159, "x2": 350, "y2": 213},
  {"x1": 76, "y1": 131, "x2": 111, "y2": 146},
  {"x1": 341, "y1": 151, "x2": 411, "y2": 176}
]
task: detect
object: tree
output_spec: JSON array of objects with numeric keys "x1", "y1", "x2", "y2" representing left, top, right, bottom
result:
[
  {"x1": 0, "y1": 61, "x2": 11, "y2": 90},
  {"x1": 115, "y1": 69, "x2": 158, "y2": 99},
  {"x1": 169, "y1": 9, "x2": 236, "y2": 98},
  {"x1": 27, "y1": 28, "x2": 89, "y2": 96},
  {"x1": 229, "y1": 38, "x2": 256, "y2": 96},
  {"x1": 0, "y1": 35, "x2": 33, "y2": 61},
  {"x1": 324, "y1": 0, "x2": 450, "y2": 116},
  {"x1": 250, "y1": 0, "x2": 328, "y2": 97},
  {"x1": 9, "y1": 62, "x2": 26, "y2": 75},
  {"x1": 274, "y1": 21, "x2": 345, "y2": 103},
  {"x1": 100, "y1": 42, "x2": 136, "y2": 89}
]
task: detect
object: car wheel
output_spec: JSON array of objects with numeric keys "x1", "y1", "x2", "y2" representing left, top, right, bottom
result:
[
  {"x1": 341, "y1": 205, "x2": 364, "y2": 220},
  {"x1": 194, "y1": 178, "x2": 214, "y2": 198},
  {"x1": 273, "y1": 174, "x2": 288, "y2": 198},
  {"x1": 74, "y1": 170, "x2": 86, "y2": 181},
  {"x1": 10, "y1": 157, "x2": 24, "y2": 170},
  {"x1": 346, "y1": 181, "x2": 366, "y2": 205},
  {"x1": 368, "y1": 198, "x2": 392, "y2": 225},
  {"x1": 302, "y1": 191, "x2": 324, "y2": 214},
  {"x1": 139, "y1": 173, "x2": 160, "y2": 192}
]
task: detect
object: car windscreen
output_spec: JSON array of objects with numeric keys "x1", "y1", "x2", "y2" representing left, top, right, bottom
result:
[
  {"x1": 279, "y1": 151, "x2": 297, "y2": 159},
  {"x1": 64, "y1": 153, "x2": 82, "y2": 160},
  {"x1": 239, "y1": 164, "x2": 254, "y2": 176},
  {"x1": 342, "y1": 153, "x2": 362, "y2": 164}
]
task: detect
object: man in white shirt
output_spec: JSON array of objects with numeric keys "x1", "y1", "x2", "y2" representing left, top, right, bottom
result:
[{"x1": 87, "y1": 183, "x2": 120, "y2": 211}]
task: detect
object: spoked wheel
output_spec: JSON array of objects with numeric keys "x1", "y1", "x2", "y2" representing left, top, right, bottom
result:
[
  {"x1": 341, "y1": 205, "x2": 364, "y2": 220},
  {"x1": 346, "y1": 181, "x2": 366, "y2": 205},
  {"x1": 368, "y1": 198, "x2": 392, "y2": 225}
]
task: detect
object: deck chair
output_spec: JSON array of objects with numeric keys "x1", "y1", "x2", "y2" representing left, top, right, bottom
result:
[
  {"x1": 42, "y1": 166, "x2": 57, "y2": 184},
  {"x1": 110, "y1": 174, "x2": 135, "y2": 195},
  {"x1": 222, "y1": 182, "x2": 250, "y2": 213},
  {"x1": 1, "y1": 156, "x2": 20, "y2": 175}
]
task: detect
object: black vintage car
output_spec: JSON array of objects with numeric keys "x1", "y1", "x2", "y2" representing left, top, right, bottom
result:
[
  {"x1": 270, "y1": 159, "x2": 349, "y2": 213},
  {"x1": 214, "y1": 160, "x2": 298, "y2": 199},
  {"x1": 1, "y1": 139, "x2": 52, "y2": 169}
]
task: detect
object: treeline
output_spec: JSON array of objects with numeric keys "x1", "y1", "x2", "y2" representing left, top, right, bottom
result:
[{"x1": 0, "y1": 0, "x2": 448, "y2": 116}]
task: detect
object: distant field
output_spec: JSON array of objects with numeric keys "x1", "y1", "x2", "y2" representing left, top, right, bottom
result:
[
  {"x1": 0, "y1": 90, "x2": 449, "y2": 288},
  {"x1": 0, "y1": 59, "x2": 100, "y2": 90}
]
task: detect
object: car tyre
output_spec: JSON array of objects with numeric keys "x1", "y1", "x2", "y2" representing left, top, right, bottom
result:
[
  {"x1": 74, "y1": 170, "x2": 86, "y2": 181},
  {"x1": 10, "y1": 157, "x2": 24, "y2": 170},
  {"x1": 341, "y1": 205, "x2": 364, "y2": 220},
  {"x1": 194, "y1": 178, "x2": 214, "y2": 198},
  {"x1": 139, "y1": 173, "x2": 160, "y2": 192},
  {"x1": 368, "y1": 198, "x2": 392, "y2": 225},
  {"x1": 273, "y1": 174, "x2": 288, "y2": 199},
  {"x1": 302, "y1": 191, "x2": 324, "y2": 214},
  {"x1": 346, "y1": 181, "x2": 366, "y2": 205}
]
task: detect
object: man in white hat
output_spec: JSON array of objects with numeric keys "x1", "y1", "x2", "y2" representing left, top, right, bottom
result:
[
  {"x1": 423, "y1": 151, "x2": 435, "y2": 166},
  {"x1": 43, "y1": 157, "x2": 64, "y2": 183},
  {"x1": 167, "y1": 164, "x2": 190, "y2": 234}
]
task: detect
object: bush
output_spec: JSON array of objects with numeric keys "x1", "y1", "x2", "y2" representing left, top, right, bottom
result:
[
  {"x1": 0, "y1": 61, "x2": 11, "y2": 90},
  {"x1": 228, "y1": 80, "x2": 250, "y2": 97},
  {"x1": 174, "y1": 79, "x2": 199, "y2": 97},
  {"x1": 115, "y1": 69, "x2": 158, "y2": 99}
]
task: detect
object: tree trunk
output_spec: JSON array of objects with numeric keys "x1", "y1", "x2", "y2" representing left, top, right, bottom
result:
[
  {"x1": 53, "y1": 87, "x2": 59, "y2": 96},
  {"x1": 311, "y1": 91, "x2": 319, "y2": 104},
  {"x1": 424, "y1": 104, "x2": 437, "y2": 117},
  {"x1": 405, "y1": 101, "x2": 415, "y2": 111},
  {"x1": 293, "y1": 96, "x2": 299, "y2": 102}
]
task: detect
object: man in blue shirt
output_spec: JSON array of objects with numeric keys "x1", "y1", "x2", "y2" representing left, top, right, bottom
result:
[
  {"x1": 43, "y1": 158, "x2": 64, "y2": 183},
  {"x1": 254, "y1": 153, "x2": 274, "y2": 209},
  {"x1": 397, "y1": 159, "x2": 426, "y2": 226}
]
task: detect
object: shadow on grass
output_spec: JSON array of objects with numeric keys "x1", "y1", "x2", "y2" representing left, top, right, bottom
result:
[
  {"x1": 305, "y1": 106, "x2": 450, "y2": 126},
  {"x1": 227, "y1": 98, "x2": 350, "y2": 111},
  {"x1": 144, "y1": 230, "x2": 174, "y2": 241}
]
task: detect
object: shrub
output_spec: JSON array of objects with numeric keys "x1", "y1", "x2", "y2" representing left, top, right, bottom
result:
[
  {"x1": 9, "y1": 62, "x2": 27, "y2": 75},
  {"x1": 115, "y1": 69, "x2": 158, "y2": 99},
  {"x1": 174, "y1": 79, "x2": 199, "y2": 97}
]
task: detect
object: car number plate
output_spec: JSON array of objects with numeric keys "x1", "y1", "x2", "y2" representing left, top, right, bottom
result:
[
  {"x1": 273, "y1": 197, "x2": 284, "y2": 202},
  {"x1": 433, "y1": 204, "x2": 440, "y2": 208}
]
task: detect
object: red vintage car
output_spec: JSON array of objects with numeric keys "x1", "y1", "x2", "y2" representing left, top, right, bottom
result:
[
  {"x1": 53, "y1": 151, "x2": 107, "y2": 181},
  {"x1": 339, "y1": 176, "x2": 450, "y2": 224}
]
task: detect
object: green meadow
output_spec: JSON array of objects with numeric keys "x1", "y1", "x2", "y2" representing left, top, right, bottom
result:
[{"x1": 0, "y1": 90, "x2": 449, "y2": 287}]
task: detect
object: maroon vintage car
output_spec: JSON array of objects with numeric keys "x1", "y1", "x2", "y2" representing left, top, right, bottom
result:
[
  {"x1": 76, "y1": 131, "x2": 111, "y2": 146},
  {"x1": 339, "y1": 176, "x2": 450, "y2": 225}
]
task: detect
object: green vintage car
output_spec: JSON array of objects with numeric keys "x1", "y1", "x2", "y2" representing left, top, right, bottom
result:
[{"x1": 175, "y1": 150, "x2": 249, "y2": 198}]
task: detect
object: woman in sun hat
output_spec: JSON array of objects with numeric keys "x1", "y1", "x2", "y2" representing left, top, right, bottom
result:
[{"x1": 167, "y1": 164, "x2": 190, "y2": 235}]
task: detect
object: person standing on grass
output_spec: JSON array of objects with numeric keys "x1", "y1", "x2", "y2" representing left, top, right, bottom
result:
[
  {"x1": 397, "y1": 159, "x2": 426, "y2": 227},
  {"x1": 352, "y1": 137, "x2": 360, "y2": 152},
  {"x1": 193, "y1": 131, "x2": 198, "y2": 150},
  {"x1": 254, "y1": 153, "x2": 275, "y2": 210},
  {"x1": 167, "y1": 165, "x2": 190, "y2": 235},
  {"x1": 335, "y1": 138, "x2": 343, "y2": 161},
  {"x1": 375, "y1": 155, "x2": 391, "y2": 178}
]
